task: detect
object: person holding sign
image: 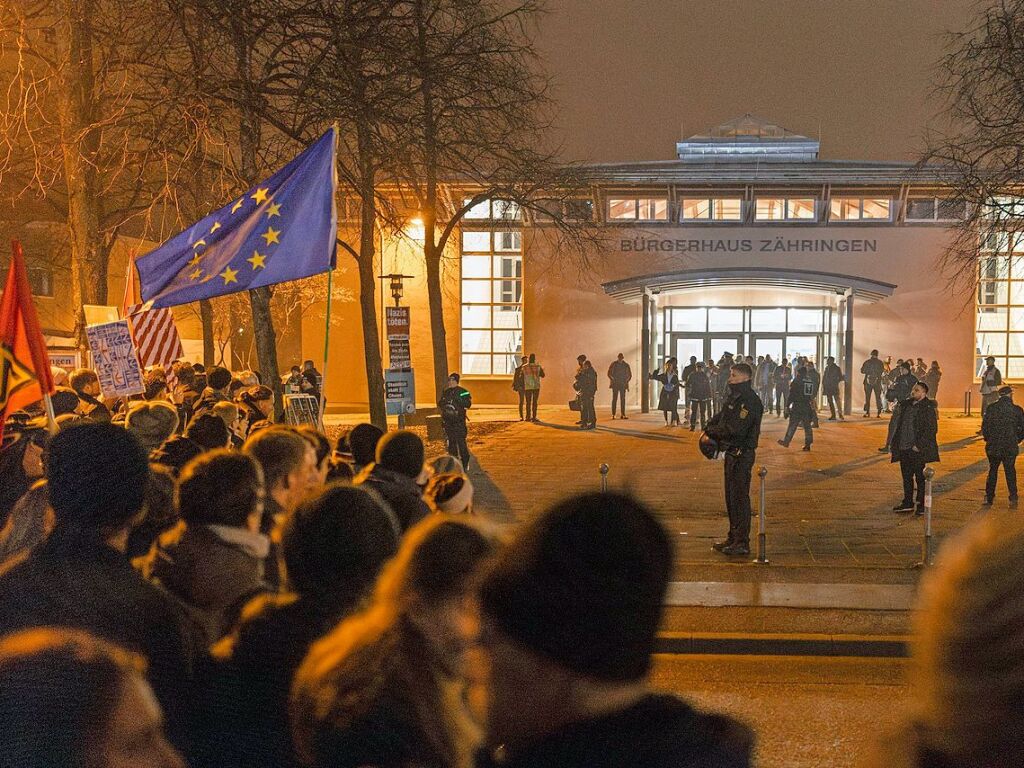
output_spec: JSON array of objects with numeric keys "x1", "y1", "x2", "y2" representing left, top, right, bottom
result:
[{"x1": 439, "y1": 373, "x2": 473, "y2": 470}]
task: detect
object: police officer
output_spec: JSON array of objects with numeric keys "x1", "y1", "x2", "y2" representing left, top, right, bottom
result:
[
  {"x1": 982, "y1": 385, "x2": 1024, "y2": 505},
  {"x1": 778, "y1": 367, "x2": 814, "y2": 451},
  {"x1": 706, "y1": 362, "x2": 764, "y2": 556},
  {"x1": 861, "y1": 349, "x2": 885, "y2": 418}
]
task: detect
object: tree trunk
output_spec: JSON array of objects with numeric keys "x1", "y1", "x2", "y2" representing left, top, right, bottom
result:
[
  {"x1": 357, "y1": 130, "x2": 387, "y2": 429},
  {"x1": 199, "y1": 298, "x2": 215, "y2": 367},
  {"x1": 424, "y1": 239, "x2": 448, "y2": 400},
  {"x1": 56, "y1": 0, "x2": 106, "y2": 352}
]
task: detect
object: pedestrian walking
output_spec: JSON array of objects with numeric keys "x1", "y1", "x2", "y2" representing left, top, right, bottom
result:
[
  {"x1": 575, "y1": 360, "x2": 598, "y2": 430},
  {"x1": 924, "y1": 360, "x2": 942, "y2": 403},
  {"x1": 890, "y1": 381, "x2": 939, "y2": 514},
  {"x1": 862, "y1": 349, "x2": 885, "y2": 417},
  {"x1": 522, "y1": 353, "x2": 545, "y2": 422},
  {"x1": 981, "y1": 385, "x2": 1024, "y2": 505},
  {"x1": 649, "y1": 358, "x2": 681, "y2": 426},
  {"x1": 706, "y1": 363, "x2": 764, "y2": 556},
  {"x1": 773, "y1": 358, "x2": 792, "y2": 417},
  {"x1": 980, "y1": 355, "x2": 1003, "y2": 418},
  {"x1": 438, "y1": 373, "x2": 473, "y2": 468},
  {"x1": 512, "y1": 355, "x2": 529, "y2": 421},
  {"x1": 685, "y1": 361, "x2": 713, "y2": 432},
  {"x1": 778, "y1": 367, "x2": 815, "y2": 451},
  {"x1": 823, "y1": 356, "x2": 845, "y2": 421},
  {"x1": 607, "y1": 352, "x2": 632, "y2": 419}
]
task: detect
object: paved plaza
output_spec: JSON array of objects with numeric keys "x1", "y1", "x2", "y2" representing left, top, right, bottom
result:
[{"x1": 450, "y1": 404, "x2": 994, "y2": 583}]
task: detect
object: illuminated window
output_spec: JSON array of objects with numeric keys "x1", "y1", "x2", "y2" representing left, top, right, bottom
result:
[
  {"x1": 680, "y1": 198, "x2": 742, "y2": 221},
  {"x1": 830, "y1": 197, "x2": 891, "y2": 221},
  {"x1": 607, "y1": 197, "x2": 669, "y2": 221},
  {"x1": 975, "y1": 234, "x2": 1024, "y2": 379},
  {"x1": 461, "y1": 230, "x2": 523, "y2": 376},
  {"x1": 984, "y1": 196, "x2": 1024, "y2": 221},
  {"x1": 755, "y1": 198, "x2": 816, "y2": 221},
  {"x1": 534, "y1": 198, "x2": 594, "y2": 222},
  {"x1": 462, "y1": 198, "x2": 523, "y2": 221},
  {"x1": 907, "y1": 197, "x2": 966, "y2": 221}
]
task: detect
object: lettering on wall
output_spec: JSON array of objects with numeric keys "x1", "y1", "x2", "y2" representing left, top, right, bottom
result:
[{"x1": 618, "y1": 237, "x2": 878, "y2": 254}]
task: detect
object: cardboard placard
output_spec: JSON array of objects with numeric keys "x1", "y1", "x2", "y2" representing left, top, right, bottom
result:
[
  {"x1": 85, "y1": 320, "x2": 145, "y2": 398},
  {"x1": 283, "y1": 394, "x2": 320, "y2": 426}
]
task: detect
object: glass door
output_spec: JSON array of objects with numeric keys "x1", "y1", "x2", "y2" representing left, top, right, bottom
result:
[
  {"x1": 671, "y1": 335, "x2": 705, "y2": 366},
  {"x1": 751, "y1": 335, "x2": 784, "y2": 362},
  {"x1": 785, "y1": 335, "x2": 821, "y2": 364},
  {"x1": 709, "y1": 336, "x2": 743, "y2": 363}
]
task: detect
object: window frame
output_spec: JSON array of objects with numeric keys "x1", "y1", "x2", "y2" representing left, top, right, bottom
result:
[
  {"x1": 753, "y1": 197, "x2": 818, "y2": 223},
  {"x1": 906, "y1": 196, "x2": 967, "y2": 222},
  {"x1": 606, "y1": 196, "x2": 670, "y2": 222},
  {"x1": 828, "y1": 196, "x2": 893, "y2": 222},
  {"x1": 679, "y1": 197, "x2": 744, "y2": 222}
]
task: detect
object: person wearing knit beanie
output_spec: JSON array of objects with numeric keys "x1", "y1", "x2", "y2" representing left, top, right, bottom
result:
[
  {"x1": 475, "y1": 492, "x2": 753, "y2": 768},
  {"x1": 126, "y1": 401, "x2": 180, "y2": 454},
  {"x1": 424, "y1": 472, "x2": 473, "y2": 514},
  {"x1": 45, "y1": 422, "x2": 150, "y2": 537},
  {"x1": 375, "y1": 430, "x2": 425, "y2": 478},
  {"x1": 347, "y1": 423, "x2": 384, "y2": 472}
]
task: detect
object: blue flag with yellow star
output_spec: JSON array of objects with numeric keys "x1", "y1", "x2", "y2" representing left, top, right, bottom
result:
[{"x1": 136, "y1": 128, "x2": 337, "y2": 308}]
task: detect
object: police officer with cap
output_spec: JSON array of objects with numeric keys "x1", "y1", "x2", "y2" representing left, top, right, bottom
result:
[
  {"x1": 705, "y1": 361, "x2": 764, "y2": 556},
  {"x1": 982, "y1": 384, "x2": 1024, "y2": 505}
]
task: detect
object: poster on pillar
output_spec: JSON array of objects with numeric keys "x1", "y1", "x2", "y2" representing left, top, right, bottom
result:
[{"x1": 386, "y1": 306, "x2": 411, "y2": 370}]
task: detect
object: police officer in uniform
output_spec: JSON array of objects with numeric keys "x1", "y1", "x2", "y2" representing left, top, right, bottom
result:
[
  {"x1": 982, "y1": 385, "x2": 1024, "y2": 505},
  {"x1": 705, "y1": 362, "x2": 764, "y2": 556}
]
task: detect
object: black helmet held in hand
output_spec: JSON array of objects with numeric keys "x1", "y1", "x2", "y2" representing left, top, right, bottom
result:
[{"x1": 698, "y1": 431, "x2": 719, "y2": 460}]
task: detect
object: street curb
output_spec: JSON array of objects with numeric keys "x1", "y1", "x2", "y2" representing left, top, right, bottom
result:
[{"x1": 655, "y1": 632, "x2": 911, "y2": 658}]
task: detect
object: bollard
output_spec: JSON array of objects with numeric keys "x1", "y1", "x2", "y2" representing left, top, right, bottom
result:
[
  {"x1": 755, "y1": 466, "x2": 769, "y2": 564},
  {"x1": 964, "y1": 390, "x2": 973, "y2": 417},
  {"x1": 599, "y1": 463, "x2": 610, "y2": 492},
  {"x1": 920, "y1": 467, "x2": 935, "y2": 567}
]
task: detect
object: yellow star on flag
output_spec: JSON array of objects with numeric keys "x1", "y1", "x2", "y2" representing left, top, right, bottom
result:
[
  {"x1": 251, "y1": 188, "x2": 270, "y2": 204},
  {"x1": 189, "y1": 268, "x2": 202, "y2": 280},
  {"x1": 231, "y1": 199, "x2": 244, "y2": 214},
  {"x1": 193, "y1": 239, "x2": 206, "y2": 250},
  {"x1": 210, "y1": 221, "x2": 222, "y2": 233},
  {"x1": 261, "y1": 227, "x2": 281, "y2": 245},
  {"x1": 220, "y1": 266, "x2": 239, "y2": 285},
  {"x1": 188, "y1": 254, "x2": 201, "y2": 267},
  {"x1": 265, "y1": 202, "x2": 281, "y2": 219},
  {"x1": 247, "y1": 251, "x2": 267, "y2": 270}
]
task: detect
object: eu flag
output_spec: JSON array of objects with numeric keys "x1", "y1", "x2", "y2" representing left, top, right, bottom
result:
[{"x1": 136, "y1": 128, "x2": 337, "y2": 308}]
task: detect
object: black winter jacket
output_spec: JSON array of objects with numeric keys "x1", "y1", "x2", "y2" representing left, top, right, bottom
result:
[
  {"x1": 890, "y1": 397, "x2": 939, "y2": 464},
  {"x1": 706, "y1": 381, "x2": 763, "y2": 452},
  {"x1": 982, "y1": 395, "x2": 1024, "y2": 457}
]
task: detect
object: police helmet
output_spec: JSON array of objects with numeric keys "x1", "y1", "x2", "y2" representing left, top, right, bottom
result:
[{"x1": 698, "y1": 431, "x2": 719, "y2": 460}]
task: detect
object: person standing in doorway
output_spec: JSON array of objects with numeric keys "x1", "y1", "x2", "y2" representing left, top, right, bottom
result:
[
  {"x1": 512, "y1": 355, "x2": 528, "y2": 421},
  {"x1": 778, "y1": 366, "x2": 815, "y2": 451},
  {"x1": 650, "y1": 357, "x2": 681, "y2": 426},
  {"x1": 924, "y1": 360, "x2": 942, "y2": 403},
  {"x1": 823, "y1": 356, "x2": 846, "y2": 421},
  {"x1": 439, "y1": 373, "x2": 473, "y2": 470},
  {"x1": 685, "y1": 361, "x2": 713, "y2": 432},
  {"x1": 714, "y1": 352, "x2": 733, "y2": 414},
  {"x1": 982, "y1": 385, "x2": 1024, "y2": 506},
  {"x1": 706, "y1": 363, "x2": 764, "y2": 556},
  {"x1": 522, "y1": 353, "x2": 545, "y2": 422},
  {"x1": 861, "y1": 349, "x2": 885, "y2": 418},
  {"x1": 981, "y1": 356, "x2": 1003, "y2": 418},
  {"x1": 773, "y1": 358, "x2": 792, "y2": 417},
  {"x1": 576, "y1": 360, "x2": 598, "y2": 430},
  {"x1": 608, "y1": 353, "x2": 632, "y2": 419},
  {"x1": 890, "y1": 381, "x2": 939, "y2": 514}
]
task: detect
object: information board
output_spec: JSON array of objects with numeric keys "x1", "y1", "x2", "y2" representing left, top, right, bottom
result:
[
  {"x1": 85, "y1": 320, "x2": 145, "y2": 398},
  {"x1": 385, "y1": 369, "x2": 416, "y2": 415},
  {"x1": 283, "y1": 394, "x2": 320, "y2": 426}
]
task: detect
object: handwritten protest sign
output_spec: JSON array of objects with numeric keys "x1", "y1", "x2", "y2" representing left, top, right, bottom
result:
[{"x1": 85, "y1": 320, "x2": 145, "y2": 398}]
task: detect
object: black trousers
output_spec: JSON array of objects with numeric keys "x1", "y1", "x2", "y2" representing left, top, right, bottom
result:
[
  {"x1": 580, "y1": 395, "x2": 596, "y2": 426},
  {"x1": 826, "y1": 392, "x2": 842, "y2": 419},
  {"x1": 774, "y1": 385, "x2": 787, "y2": 415},
  {"x1": 898, "y1": 451, "x2": 927, "y2": 505},
  {"x1": 724, "y1": 450, "x2": 755, "y2": 545},
  {"x1": 783, "y1": 414, "x2": 814, "y2": 446},
  {"x1": 445, "y1": 429, "x2": 471, "y2": 469},
  {"x1": 864, "y1": 381, "x2": 883, "y2": 415},
  {"x1": 688, "y1": 400, "x2": 708, "y2": 429},
  {"x1": 611, "y1": 387, "x2": 627, "y2": 417},
  {"x1": 986, "y1": 453, "x2": 1018, "y2": 500},
  {"x1": 524, "y1": 389, "x2": 539, "y2": 420},
  {"x1": 517, "y1": 390, "x2": 526, "y2": 419}
]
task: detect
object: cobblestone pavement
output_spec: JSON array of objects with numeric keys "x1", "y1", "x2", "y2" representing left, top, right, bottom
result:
[
  {"x1": 652, "y1": 654, "x2": 908, "y2": 768},
  {"x1": 461, "y1": 405, "x2": 993, "y2": 580}
]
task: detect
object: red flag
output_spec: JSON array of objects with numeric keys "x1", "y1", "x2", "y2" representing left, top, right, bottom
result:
[{"x1": 1, "y1": 240, "x2": 55, "y2": 442}]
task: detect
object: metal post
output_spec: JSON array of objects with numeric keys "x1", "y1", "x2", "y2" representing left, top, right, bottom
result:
[
  {"x1": 756, "y1": 466, "x2": 769, "y2": 564},
  {"x1": 599, "y1": 463, "x2": 610, "y2": 492},
  {"x1": 921, "y1": 467, "x2": 935, "y2": 567},
  {"x1": 966, "y1": 390, "x2": 972, "y2": 417}
]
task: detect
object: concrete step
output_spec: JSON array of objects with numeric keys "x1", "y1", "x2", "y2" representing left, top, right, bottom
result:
[{"x1": 654, "y1": 631, "x2": 910, "y2": 657}]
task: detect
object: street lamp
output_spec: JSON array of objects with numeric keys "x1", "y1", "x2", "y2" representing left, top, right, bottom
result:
[{"x1": 378, "y1": 273, "x2": 416, "y2": 307}]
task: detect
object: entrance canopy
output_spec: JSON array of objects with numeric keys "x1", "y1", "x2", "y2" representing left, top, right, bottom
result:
[{"x1": 601, "y1": 267, "x2": 897, "y2": 303}]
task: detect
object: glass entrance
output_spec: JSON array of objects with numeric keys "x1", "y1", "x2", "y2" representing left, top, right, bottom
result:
[
  {"x1": 751, "y1": 336, "x2": 784, "y2": 362},
  {"x1": 670, "y1": 334, "x2": 743, "y2": 364}
]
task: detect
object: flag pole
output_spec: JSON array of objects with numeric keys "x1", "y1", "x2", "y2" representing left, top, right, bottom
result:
[
  {"x1": 42, "y1": 392, "x2": 58, "y2": 435},
  {"x1": 318, "y1": 266, "x2": 333, "y2": 430}
]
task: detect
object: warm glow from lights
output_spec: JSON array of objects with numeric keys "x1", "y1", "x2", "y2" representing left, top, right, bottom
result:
[{"x1": 405, "y1": 217, "x2": 425, "y2": 243}]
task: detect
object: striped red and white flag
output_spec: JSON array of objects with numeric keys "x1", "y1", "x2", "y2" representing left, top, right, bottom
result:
[{"x1": 122, "y1": 261, "x2": 183, "y2": 370}]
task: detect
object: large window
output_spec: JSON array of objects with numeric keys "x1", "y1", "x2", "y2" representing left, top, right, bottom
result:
[
  {"x1": 830, "y1": 197, "x2": 891, "y2": 221},
  {"x1": 975, "y1": 236, "x2": 1024, "y2": 378},
  {"x1": 754, "y1": 197, "x2": 816, "y2": 221},
  {"x1": 607, "y1": 197, "x2": 669, "y2": 221},
  {"x1": 463, "y1": 198, "x2": 522, "y2": 221},
  {"x1": 680, "y1": 198, "x2": 742, "y2": 221},
  {"x1": 461, "y1": 230, "x2": 523, "y2": 376}
]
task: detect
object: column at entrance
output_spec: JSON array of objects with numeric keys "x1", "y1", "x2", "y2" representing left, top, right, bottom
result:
[
  {"x1": 843, "y1": 291, "x2": 855, "y2": 416},
  {"x1": 641, "y1": 292, "x2": 650, "y2": 413}
]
